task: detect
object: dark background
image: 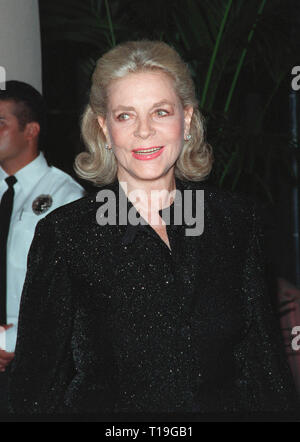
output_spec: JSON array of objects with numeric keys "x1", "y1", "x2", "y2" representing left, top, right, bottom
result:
[{"x1": 38, "y1": 0, "x2": 300, "y2": 289}]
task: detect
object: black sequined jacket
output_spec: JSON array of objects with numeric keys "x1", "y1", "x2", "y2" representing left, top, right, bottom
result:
[{"x1": 9, "y1": 178, "x2": 298, "y2": 416}]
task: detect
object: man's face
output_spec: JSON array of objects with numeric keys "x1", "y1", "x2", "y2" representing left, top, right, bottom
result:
[{"x1": 0, "y1": 100, "x2": 28, "y2": 166}]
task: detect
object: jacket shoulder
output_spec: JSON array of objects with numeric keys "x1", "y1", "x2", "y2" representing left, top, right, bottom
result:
[
  {"x1": 37, "y1": 191, "x2": 98, "y2": 234},
  {"x1": 180, "y1": 179, "x2": 255, "y2": 214},
  {"x1": 34, "y1": 180, "x2": 118, "y2": 239},
  {"x1": 179, "y1": 179, "x2": 260, "y2": 244}
]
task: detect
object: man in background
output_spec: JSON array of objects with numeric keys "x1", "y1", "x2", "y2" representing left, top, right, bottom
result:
[{"x1": 0, "y1": 81, "x2": 85, "y2": 413}]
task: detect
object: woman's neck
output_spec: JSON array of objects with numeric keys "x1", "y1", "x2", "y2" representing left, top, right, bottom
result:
[{"x1": 118, "y1": 172, "x2": 176, "y2": 223}]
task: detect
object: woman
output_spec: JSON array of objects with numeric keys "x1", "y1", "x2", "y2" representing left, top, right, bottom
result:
[{"x1": 9, "y1": 41, "x2": 298, "y2": 415}]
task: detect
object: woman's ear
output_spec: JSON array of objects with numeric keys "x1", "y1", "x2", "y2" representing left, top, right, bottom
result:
[
  {"x1": 183, "y1": 106, "x2": 194, "y2": 137},
  {"x1": 97, "y1": 116, "x2": 108, "y2": 139}
]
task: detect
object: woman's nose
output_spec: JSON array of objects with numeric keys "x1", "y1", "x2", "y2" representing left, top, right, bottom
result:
[{"x1": 134, "y1": 117, "x2": 155, "y2": 139}]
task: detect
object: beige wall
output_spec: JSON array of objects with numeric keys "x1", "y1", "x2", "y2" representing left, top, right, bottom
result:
[{"x1": 0, "y1": 0, "x2": 42, "y2": 92}]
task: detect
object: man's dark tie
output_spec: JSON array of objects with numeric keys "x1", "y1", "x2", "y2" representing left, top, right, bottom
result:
[{"x1": 0, "y1": 176, "x2": 17, "y2": 325}]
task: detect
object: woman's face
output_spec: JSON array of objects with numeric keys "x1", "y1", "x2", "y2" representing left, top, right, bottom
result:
[{"x1": 98, "y1": 70, "x2": 193, "y2": 183}]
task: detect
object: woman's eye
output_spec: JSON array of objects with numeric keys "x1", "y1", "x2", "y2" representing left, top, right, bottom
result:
[
  {"x1": 117, "y1": 113, "x2": 130, "y2": 121},
  {"x1": 156, "y1": 109, "x2": 169, "y2": 117}
]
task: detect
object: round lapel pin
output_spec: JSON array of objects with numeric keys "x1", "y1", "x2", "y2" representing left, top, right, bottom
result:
[{"x1": 32, "y1": 195, "x2": 53, "y2": 215}]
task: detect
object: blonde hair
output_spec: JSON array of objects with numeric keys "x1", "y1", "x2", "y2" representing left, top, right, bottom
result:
[{"x1": 75, "y1": 40, "x2": 213, "y2": 185}]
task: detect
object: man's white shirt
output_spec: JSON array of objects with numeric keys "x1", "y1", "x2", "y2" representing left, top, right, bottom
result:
[{"x1": 0, "y1": 152, "x2": 85, "y2": 352}]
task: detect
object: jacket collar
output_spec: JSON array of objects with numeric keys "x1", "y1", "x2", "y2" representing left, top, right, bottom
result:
[{"x1": 101, "y1": 177, "x2": 189, "y2": 246}]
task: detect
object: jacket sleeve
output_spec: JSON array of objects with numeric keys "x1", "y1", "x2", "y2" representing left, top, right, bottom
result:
[
  {"x1": 9, "y1": 215, "x2": 116, "y2": 415},
  {"x1": 233, "y1": 203, "x2": 299, "y2": 415},
  {"x1": 8, "y1": 217, "x2": 75, "y2": 414}
]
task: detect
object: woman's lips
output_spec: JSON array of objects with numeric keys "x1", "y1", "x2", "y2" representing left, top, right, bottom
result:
[{"x1": 132, "y1": 146, "x2": 165, "y2": 160}]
